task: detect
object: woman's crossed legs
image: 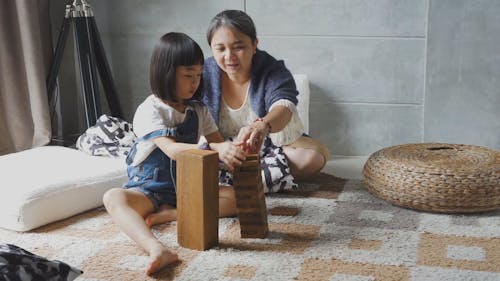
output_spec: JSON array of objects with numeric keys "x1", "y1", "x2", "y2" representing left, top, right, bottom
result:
[{"x1": 283, "y1": 135, "x2": 330, "y2": 180}]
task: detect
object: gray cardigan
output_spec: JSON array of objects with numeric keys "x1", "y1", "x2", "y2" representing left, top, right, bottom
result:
[{"x1": 202, "y1": 49, "x2": 299, "y2": 125}]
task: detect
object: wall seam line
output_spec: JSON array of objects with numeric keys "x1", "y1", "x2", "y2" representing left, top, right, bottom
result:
[{"x1": 422, "y1": 0, "x2": 431, "y2": 143}]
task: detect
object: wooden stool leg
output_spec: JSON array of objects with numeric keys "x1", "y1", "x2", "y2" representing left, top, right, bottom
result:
[
  {"x1": 233, "y1": 154, "x2": 269, "y2": 238},
  {"x1": 176, "y1": 149, "x2": 219, "y2": 250}
]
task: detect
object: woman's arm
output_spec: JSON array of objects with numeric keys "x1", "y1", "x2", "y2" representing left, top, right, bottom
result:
[
  {"x1": 236, "y1": 51, "x2": 298, "y2": 151},
  {"x1": 236, "y1": 105, "x2": 292, "y2": 153},
  {"x1": 259, "y1": 104, "x2": 292, "y2": 133}
]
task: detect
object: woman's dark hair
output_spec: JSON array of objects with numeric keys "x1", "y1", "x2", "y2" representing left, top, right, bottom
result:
[
  {"x1": 150, "y1": 32, "x2": 204, "y2": 103},
  {"x1": 207, "y1": 10, "x2": 257, "y2": 45}
]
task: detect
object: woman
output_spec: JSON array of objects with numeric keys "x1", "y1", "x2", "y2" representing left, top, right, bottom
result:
[{"x1": 203, "y1": 10, "x2": 329, "y2": 189}]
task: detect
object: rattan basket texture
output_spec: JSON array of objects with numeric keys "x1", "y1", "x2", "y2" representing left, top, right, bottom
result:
[{"x1": 363, "y1": 143, "x2": 500, "y2": 213}]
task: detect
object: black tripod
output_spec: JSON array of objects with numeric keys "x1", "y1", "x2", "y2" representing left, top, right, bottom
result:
[{"x1": 47, "y1": 0, "x2": 123, "y2": 131}]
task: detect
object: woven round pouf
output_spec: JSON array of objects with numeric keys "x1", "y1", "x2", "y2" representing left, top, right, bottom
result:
[{"x1": 363, "y1": 143, "x2": 500, "y2": 213}]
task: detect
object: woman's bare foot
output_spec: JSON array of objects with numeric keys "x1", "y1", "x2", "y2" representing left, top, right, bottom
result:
[
  {"x1": 145, "y1": 205, "x2": 177, "y2": 227},
  {"x1": 146, "y1": 244, "x2": 179, "y2": 276}
]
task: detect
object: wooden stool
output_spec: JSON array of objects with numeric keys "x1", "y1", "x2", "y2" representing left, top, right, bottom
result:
[
  {"x1": 176, "y1": 149, "x2": 219, "y2": 250},
  {"x1": 233, "y1": 154, "x2": 269, "y2": 238}
]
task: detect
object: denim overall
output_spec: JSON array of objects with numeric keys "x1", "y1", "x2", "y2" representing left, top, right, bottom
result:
[{"x1": 124, "y1": 108, "x2": 198, "y2": 209}]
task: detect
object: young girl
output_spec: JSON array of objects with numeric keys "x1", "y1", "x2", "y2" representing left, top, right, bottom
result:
[{"x1": 102, "y1": 32, "x2": 246, "y2": 276}]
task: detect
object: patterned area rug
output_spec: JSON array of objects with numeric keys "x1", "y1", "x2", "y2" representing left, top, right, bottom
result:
[{"x1": 1, "y1": 173, "x2": 500, "y2": 281}]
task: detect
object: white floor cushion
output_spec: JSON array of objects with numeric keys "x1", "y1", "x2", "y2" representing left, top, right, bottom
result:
[{"x1": 0, "y1": 146, "x2": 127, "y2": 232}]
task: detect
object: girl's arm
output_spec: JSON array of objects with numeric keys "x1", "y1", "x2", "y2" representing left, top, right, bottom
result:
[
  {"x1": 152, "y1": 131, "x2": 246, "y2": 171},
  {"x1": 152, "y1": 137, "x2": 198, "y2": 160},
  {"x1": 205, "y1": 131, "x2": 246, "y2": 171}
]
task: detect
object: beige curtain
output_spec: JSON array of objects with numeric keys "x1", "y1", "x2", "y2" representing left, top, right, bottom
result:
[{"x1": 0, "y1": 0, "x2": 52, "y2": 155}]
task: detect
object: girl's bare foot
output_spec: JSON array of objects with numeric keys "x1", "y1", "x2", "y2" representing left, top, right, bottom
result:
[
  {"x1": 146, "y1": 244, "x2": 179, "y2": 276},
  {"x1": 145, "y1": 205, "x2": 177, "y2": 227}
]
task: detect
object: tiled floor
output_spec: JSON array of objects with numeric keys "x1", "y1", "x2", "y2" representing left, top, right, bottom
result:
[{"x1": 322, "y1": 156, "x2": 369, "y2": 180}]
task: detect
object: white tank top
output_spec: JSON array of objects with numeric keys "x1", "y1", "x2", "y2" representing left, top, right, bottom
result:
[{"x1": 218, "y1": 85, "x2": 305, "y2": 145}]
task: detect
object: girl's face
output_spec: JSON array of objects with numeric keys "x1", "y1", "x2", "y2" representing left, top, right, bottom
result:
[
  {"x1": 175, "y1": 64, "x2": 203, "y2": 101},
  {"x1": 210, "y1": 27, "x2": 257, "y2": 80}
]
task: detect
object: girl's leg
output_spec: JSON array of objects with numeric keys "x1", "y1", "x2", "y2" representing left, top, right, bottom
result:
[
  {"x1": 102, "y1": 188, "x2": 178, "y2": 275},
  {"x1": 283, "y1": 136, "x2": 330, "y2": 180}
]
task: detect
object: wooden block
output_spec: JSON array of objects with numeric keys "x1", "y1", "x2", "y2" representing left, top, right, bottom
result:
[
  {"x1": 176, "y1": 149, "x2": 219, "y2": 250},
  {"x1": 243, "y1": 154, "x2": 259, "y2": 162},
  {"x1": 233, "y1": 153, "x2": 268, "y2": 238},
  {"x1": 268, "y1": 206, "x2": 300, "y2": 216}
]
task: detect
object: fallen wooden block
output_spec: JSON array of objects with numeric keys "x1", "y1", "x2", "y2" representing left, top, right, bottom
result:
[
  {"x1": 233, "y1": 154, "x2": 268, "y2": 238},
  {"x1": 176, "y1": 149, "x2": 219, "y2": 250},
  {"x1": 268, "y1": 206, "x2": 300, "y2": 216}
]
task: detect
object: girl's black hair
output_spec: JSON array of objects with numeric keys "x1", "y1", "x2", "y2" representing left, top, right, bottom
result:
[
  {"x1": 150, "y1": 32, "x2": 204, "y2": 103},
  {"x1": 207, "y1": 10, "x2": 257, "y2": 46}
]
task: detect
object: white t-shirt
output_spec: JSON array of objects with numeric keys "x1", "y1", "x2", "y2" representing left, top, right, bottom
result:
[
  {"x1": 131, "y1": 95, "x2": 218, "y2": 165},
  {"x1": 218, "y1": 87, "x2": 304, "y2": 146}
]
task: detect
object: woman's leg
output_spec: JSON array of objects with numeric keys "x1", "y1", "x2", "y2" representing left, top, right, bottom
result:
[
  {"x1": 102, "y1": 188, "x2": 178, "y2": 275},
  {"x1": 145, "y1": 204, "x2": 177, "y2": 227},
  {"x1": 283, "y1": 136, "x2": 330, "y2": 180},
  {"x1": 144, "y1": 185, "x2": 237, "y2": 227},
  {"x1": 219, "y1": 185, "x2": 237, "y2": 217}
]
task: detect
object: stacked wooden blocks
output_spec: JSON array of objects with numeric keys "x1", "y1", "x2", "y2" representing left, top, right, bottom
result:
[
  {"x1": 232, "y1": 154, "x2": 269, "y2": 238},
  {"x1": 176, "y1": 149, "x2": 219, "y2": 250}
]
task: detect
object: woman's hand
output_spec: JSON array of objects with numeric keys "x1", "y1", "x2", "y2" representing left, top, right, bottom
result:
[
  {"x1": 237, "y1": 119, "x2": 270, "y2": 153},
  {"x1": 210, "y1": 140, "x2": 247, "y2": 171}
]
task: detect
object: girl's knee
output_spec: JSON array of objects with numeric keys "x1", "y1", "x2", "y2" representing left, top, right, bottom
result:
[{"x1": 102, "y1": 188, "x2": 125, "y2": 209}]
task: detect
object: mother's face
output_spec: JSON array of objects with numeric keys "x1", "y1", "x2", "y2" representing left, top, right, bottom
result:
[{"x1": 210, "y1": 27, "x2": 257, "y2": 79}]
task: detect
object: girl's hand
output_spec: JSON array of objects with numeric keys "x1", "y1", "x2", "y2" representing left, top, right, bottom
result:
[
  {"x1": 237, "y1": 119, "x2": 270, "y2": 153},
  {"x1": 210, "y1": 140, "x2": 246, "y2": 171}
]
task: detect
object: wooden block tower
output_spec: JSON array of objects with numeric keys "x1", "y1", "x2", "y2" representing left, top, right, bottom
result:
[
  {"x1": 232, "y1": 154, "x2": 269, "y2": 238},
  {"x1": 176, "y1": 149, "x2": 219, "y2": 250}
]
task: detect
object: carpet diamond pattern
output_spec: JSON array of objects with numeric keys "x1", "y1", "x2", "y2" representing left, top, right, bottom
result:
[{"x1": 1, "y1": 173, "x2": 499, "y2": 280}]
